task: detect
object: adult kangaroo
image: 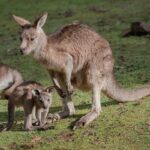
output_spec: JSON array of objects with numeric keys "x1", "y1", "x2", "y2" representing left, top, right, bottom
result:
[{"x1": 12, "y1": 13, "x2": 150, "y2": 129}]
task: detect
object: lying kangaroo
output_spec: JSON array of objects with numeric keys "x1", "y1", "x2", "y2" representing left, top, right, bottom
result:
[
  {"x1": 0, "y1": 63, "x2": 23, "y2": 98},
  {"x1": 2, "y1": 81, "x2": 54, "y2": 131},
  {"x1": 13, "y1": 13, "x2": 150, "y2": 129}
]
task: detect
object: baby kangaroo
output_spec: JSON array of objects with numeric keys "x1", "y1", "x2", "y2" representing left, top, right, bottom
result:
[
  {"x1": 2, "y1": 81, "x2": 54, "y2": 131},
  {"x1": 0, "y1": 63, "x2": 23, "y2": 98},
  {"x1": 32, "y1": 87, "x2": 54, "y2": 126}
]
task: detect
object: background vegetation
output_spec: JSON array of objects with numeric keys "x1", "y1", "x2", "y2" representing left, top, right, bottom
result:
[{"x1": 0, "y1": 0, "x2": 149, "y2": 149}]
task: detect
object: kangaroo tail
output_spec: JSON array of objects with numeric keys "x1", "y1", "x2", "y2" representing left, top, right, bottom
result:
[{"x1": 104, "y1": 74, "x2": 150, "y2": 102}]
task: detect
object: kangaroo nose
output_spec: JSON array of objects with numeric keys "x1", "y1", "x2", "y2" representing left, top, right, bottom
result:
[{"x1": 20, "y1": 47, "x2": 25, "y2": 54}]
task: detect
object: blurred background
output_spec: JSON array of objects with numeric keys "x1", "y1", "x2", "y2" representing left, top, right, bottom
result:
[
  {"x1": 0, "y1": 0, "x2": 149, "y2": 86},
  {"x1": 0, "y1": 0, "x2": 149, "y2": 149}
]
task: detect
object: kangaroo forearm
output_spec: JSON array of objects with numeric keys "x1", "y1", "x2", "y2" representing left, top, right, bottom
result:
[
  {"x1": 50, "y1": 72, "x2": 61, "y2": 90},
  {"x1": 49, "y1": 71, "x2": 67, "y2": 97},
  {"x1": 41, "y1": 110, "x2": 49, "y2": 124},
  {"x1": 36, "y1": 110, "x2": 42, "y2": 125}
]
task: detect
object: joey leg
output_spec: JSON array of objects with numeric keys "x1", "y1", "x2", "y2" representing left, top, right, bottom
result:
[
  {"x1": 24, "y1": 101, "x2": 34, "y2": 131},
  {"x1": 25, "y1": 108, "x2": 52, "y2": 131},
  {"x1": 24, "y1": 111, "x2": 33, "y2": 131},
  {"x1": 34, "y1": 109, "x2": 43, "y2": 126},
  {"x1": 41, "y1": 109, "x2": 49, "y2": 125},
  {"x1": 2, "y1": 101, "x2": 15, "y2": 131},
  {"x1": 32, "y1": 106, "x2": 37, "y2": 125}
]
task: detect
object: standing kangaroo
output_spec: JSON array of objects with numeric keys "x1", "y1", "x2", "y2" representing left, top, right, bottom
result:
[
  {"x1": 12, "y1": 13, "x2": 150, "y2": 129},
  {"x1": 0, "y1": 63, "x2": 23, "y2": 98},
  {"x1": 2, "y1": 81, "x2": 54, "y2": 131}
]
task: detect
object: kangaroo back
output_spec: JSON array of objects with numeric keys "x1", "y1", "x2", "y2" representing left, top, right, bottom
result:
[{"x1": 0, "y1": 63, "x2": 23, "y2": 98}]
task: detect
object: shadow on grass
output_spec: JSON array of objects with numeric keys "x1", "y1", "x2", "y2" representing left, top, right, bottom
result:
[
  {"x1": 0, "y1": 123, "x2": 24, "y2": 132},
  {"x1": 0, "y1": 110, "x2": 24, "y2": 126},
  {"x1": 0, "y1": 100, "x2": 118, "y2": 122},
  {"x1": 0, "y1": 100, "x2": 118, "y2": 131},
  {"x1": 50, "y1": 100, "x2": 119, "y2": 126},
  {"x1": 50, "y1": 100, "x2": 119, "y2": 113}
]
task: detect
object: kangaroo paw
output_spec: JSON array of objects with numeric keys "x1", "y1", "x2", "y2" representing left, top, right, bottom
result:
[
  {"x1": 67, "y1": 85, "x2": 74, "y2": 96},
  {"x1": 73, "y1": 117, "x2": 88, "y2": 130},
  {"x1": 47, "y1": 113, "x2": 60, "y2": 123},
  {"x1": 32, "y1": 121, "x2": 40, "y2": 126},
  {"x1": 73, "y1": 111, "x2": 100, "y2": 130}
]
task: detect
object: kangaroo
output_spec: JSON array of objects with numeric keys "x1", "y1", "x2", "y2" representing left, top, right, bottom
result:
[
  {"x1": 32, "y1": 86, "x2": 54, "y2": 126},
  {"x1": 0, "y1": 63, "x2": 23, "y2": 99},
  {"x1": 2, "y1": 81, "x2": 54, "y2": 131},
  {"x1": 12, "y1": 13, "x2": 150, "y2": 129}
]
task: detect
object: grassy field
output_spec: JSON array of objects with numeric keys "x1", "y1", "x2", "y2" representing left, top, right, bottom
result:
[{"x1": 0, "y1": 0, "x2": 150, "y2": 149}]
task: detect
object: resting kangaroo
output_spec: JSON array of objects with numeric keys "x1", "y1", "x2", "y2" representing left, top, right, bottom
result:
[
  {"x1": 2, "y1": 81, "x2": 54, "y2": 131},
  {"x1": 0, "y1": 63, "x2": 23, "y2": 98},
  {"x1": 13, "y1": 13, "x2": 150, "y2": 129}
]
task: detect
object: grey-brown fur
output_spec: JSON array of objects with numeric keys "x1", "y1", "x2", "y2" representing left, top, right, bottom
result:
[
  {"x1": 12, "y1": 13, "x2": 150, "y2": 129},
  {"x1": 0, "y1": 63, "x2": 23, "y2": 98},
  {"x1": 2, "y1": 81, "x2": 53, "y2": 131},
  {"x1": 32, "y1": 86, "x2": 54, "y2": 126}
]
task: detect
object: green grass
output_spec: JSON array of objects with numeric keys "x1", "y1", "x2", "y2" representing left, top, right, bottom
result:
[{"x1": 0, "y1": 0, "x2": 150, "y2": 149}]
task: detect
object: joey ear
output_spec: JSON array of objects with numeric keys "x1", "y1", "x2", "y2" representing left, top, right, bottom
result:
[
  {"x1": 33, "y1": 12, "x2": 48, "y2": 30},
  {"x1": 44, "y1": 86, "x2": 55, "y2": 93},
  {"x1": 12, "y1": 15, "x2": 31, "y2": 27},
  {"x1": 32, "y1": 89, "x2": 41, "y2": 96}
]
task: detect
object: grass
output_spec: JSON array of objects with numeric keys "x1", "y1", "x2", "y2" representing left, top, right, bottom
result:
[{"x1": 0, "y1": 0, "x2": 150, "y2": 149}]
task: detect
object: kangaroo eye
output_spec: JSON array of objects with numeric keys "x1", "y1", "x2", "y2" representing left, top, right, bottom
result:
[{"x1": 31, "y1": 38, "x2": 35, "y2": 41}]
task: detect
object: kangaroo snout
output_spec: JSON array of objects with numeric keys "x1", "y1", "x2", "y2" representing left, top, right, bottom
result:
[
  {"x1": 20, "y1": 49, "x2": 24, "y2": 55},
  {"x1": 20, "y1": 48, "x2": 26, "y2": 55}
]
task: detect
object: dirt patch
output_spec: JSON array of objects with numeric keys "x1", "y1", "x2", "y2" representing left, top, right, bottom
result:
[
  {"x1": 19, "y1": 144, "x2": 34, "y2": 150},
  {"x1": 58, "y1": 132, "x2": 74, "y2": 142},
  {"x1": 7, "y1": 136, "x2": 42, "y2": 150},
  {"x1": 31, "y1": 136, "x2": 41, "y2": 145},
  {"x1": 8, "y1": 142, "x2": 34, "y2": 150},
  {"x1": 8, "y1": 142, "x2": 18, "y2": 149}
]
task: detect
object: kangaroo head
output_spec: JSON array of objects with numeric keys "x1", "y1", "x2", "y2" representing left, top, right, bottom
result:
[
  {"x1": 12, "y1": 13, "x2": 48, "y2": 55},
  {"x1": 32, "y1": 86, "x2": 55, "y2": 109}
]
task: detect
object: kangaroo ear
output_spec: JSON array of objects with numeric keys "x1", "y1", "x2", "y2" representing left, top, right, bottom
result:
[
  {"x1": 32, "y1": 89, "x2": 41, "y2": 96},
  {"x1": 44, "y1": 86, "x2": 55, "y2": 93},
  {"x1": 34, "y1": 12, "x2": 48, "y2": 30},
  {"x1": 12, "y1": 15, "x2": 31, "y2": 27}
]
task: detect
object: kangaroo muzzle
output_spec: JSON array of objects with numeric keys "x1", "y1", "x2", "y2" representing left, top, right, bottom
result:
[{"x1": 20, "y1": 48, "x2": 26, "y2": 55}]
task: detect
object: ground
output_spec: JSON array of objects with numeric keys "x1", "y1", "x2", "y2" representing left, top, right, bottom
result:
[{"x1": 0, "y1": 0, "x2": 150, "y2": 149}]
